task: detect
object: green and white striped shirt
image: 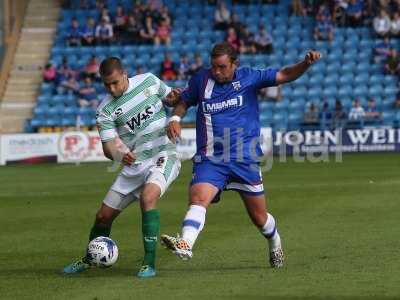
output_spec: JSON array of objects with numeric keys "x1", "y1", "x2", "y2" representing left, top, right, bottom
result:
[{"x1": 96, "y1": 73, "x2": 176, "y2": 167}]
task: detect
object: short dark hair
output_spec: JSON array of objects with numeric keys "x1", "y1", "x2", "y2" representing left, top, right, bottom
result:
[
  {"x1": 99, "y1": 57, "x2": 124, "y2": 77},
  {"x1": 211, "y1": 42, "x2": 238, "y2": 63}
]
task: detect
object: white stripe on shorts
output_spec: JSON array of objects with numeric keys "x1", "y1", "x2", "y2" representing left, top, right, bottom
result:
[{"x1": 226, "y1": 182, "x2": 264, "y2": 193}]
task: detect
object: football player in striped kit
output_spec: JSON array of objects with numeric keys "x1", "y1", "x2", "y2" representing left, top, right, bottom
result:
[{"x1": 63, "y1": 57, "x2": 181, "y2": 278}]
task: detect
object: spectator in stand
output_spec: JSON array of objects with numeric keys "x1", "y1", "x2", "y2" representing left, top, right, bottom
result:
[
  {"x1": 188, "y1": 53, "x2": 203, "y2": 75},
  {"x1": 332, "y1": 99, "x2": 346, "y2": 128},
  {"x1": 254, "y1": 24, "x2": 273, "y2": 53},
  {"x1": 99, "y1": 7, "x2": 111, "y2": 23},
  {"x1": 302, "y1": 0, "x2": 316, "y2": 16},
  {"x1": 349, "y1": 99, "x2": 366, "y2": 122},
  {"x1": 147, "y1": 0, "x2": 163, "y2": 11},
  {"x1": 95, "y1": 17, "x2": 114, "y2": 45},
  {"x1": 58, "y1": 74, "x2": 80, "y2": 95},
  {"x1": 159, "y1": 6, "x2": 171, "y2": 26},
  {"x1": 83, "y1": 55, "x2": 100, "y2": 81},
  {"x1": 225, "y1": 27, "x2": 240, "y2": 51},
  {"x1": 154, "y1": 18, "x2": 172, "y2": 46},
  {"x1": 373, "y1": 36, "x2": 392, "y2": 64},
  {"x1": 114, "y1": 5, "x2": 128, "y2": 43},
  {"x1": 333, "y1": 0, "x2": 347, "y2": 26},
  {"x1": 160, "y1": 52, "x2": 177, "y2": 81},
  {"x1": 373, "y1": 9, "x2": 391, "y2": 38},
  {"x1": 125, "y1": 14, "x2": 142, "y2": 44},
  {"x1": 239, "y1": 26, "x2": 256, "y2": 54},
  {"x1": 291, "y1": 0, "x2": 306, "y2": 17},
  {"x1": 319, "y1": 101, "x2": 332, "y2": 130},
  {"x1": 303, "y1": 103, "x2": 320, "y2": 125},
  {"x1": 43, "y1": 63, "x2": 57, "y2": 83},
  {"x1": 345, "y1": 0, "x2": 364, "y2": 27},
  {"x1": 78, "y1": 76, "x2": 99, "y2": 108},
  {"x1": 259, "y1": 86, "x2": 282, "y2": 102},
  {"x1": 214, "y1": 1, "x2": 231, "y2": 30},
  {"x1": 139, "y1": 16, "x2": 156, "y2": 44},
  {"x1": 229, "y1": 13, "x2": 244, "y2": 33},
  {"x1": 147, "y1": 2, "x2": 162, "y2": 24},
  {"x1": 66, "y1": 18, "x2": 83, "y2": 46},
  {"x1": 95, "y1": 0, "x2": 106, "y2": 10},
  {"x1": 81, "y1": 16, "x2": 96, "y2": 46},
  {"x1": 178, "y1": 54, "x2": 191, "y2": 80},
  {"x1": 365, "y1": 98, "x2": 382, "y2": 121},
  {"x1": 57, "y1": 57, "x2": 76, "y2": 81},
  {"x1": 390, "y1": 11, "x2": 400, "y2": 37},
  {"x1": 384, "y1": 48, "x2": 400, "y2": 75},
  {"x1": 314, "y1": 9, "x2": 334, "y2": 41}
]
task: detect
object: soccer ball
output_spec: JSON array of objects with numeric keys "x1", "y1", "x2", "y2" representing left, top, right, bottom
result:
[{"x1": 86, "y1": 236, "x2": 119, "y2": 268}]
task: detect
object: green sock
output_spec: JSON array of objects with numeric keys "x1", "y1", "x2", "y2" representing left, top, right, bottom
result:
[
  {"x1": 142, "y1": 209, "x2": 160, "y2": 268},
  {"x1": 88, "y1": 224, "x2": 111, "y2": 242}
]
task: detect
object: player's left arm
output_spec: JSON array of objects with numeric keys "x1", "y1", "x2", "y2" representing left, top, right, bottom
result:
[
  {"x1": 275, "y1": 50, "x2": 321, "y2": 85},
  {"x1": 151, "y1": 74, "x2": 182, "y2": 107},
  {"x1": 163, "y1": 88, "x2": 183, "y2": 107}
]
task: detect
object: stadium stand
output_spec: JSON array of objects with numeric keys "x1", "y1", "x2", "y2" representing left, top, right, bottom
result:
[{"x1": 25, "y1": 0, "x2": 400, "y2": 133}]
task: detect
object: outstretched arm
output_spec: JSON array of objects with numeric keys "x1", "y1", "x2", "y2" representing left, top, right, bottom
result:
[
  {"x1": 275, "y1": 50, "x2": 321, "y2": 85},
  {"x1": 163, "y1": 88, "x2": 183, "y2": 107},
  {"x1": 166, "y1": 100, "x2": 188, "y2": 143}
]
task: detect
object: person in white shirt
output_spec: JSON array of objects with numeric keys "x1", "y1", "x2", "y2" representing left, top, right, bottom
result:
[
  {"x1": 214, "y1": 1, "x2": 231, "y2": 30},
  {"x1": 391, "y1": 12, "x2": 400, "y2": 37},
  {"x1": 373, "y1": 10, "x2": 391, "y2": 38},
  {"x1": 349, "y1": 99, "x2": 366, "y2": 121}
]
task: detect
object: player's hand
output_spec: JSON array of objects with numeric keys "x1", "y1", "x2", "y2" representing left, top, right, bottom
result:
[
  {"x1": 122, "y1": 151, "x2": 136, "y2": 166},
  {"x1": 164, "y1": 88, "x2": 183, "y2": 107},
  {"x1": 167, "y1": 121, "x2": 181, "y2": 143},
  {"x1": 305, "y1": 50, "x2": 321, "y2": 65}
]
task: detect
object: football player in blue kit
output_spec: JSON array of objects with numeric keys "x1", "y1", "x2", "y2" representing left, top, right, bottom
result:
[{"x1": 161, "y1": 42, "x2": 321, "y2": 268}]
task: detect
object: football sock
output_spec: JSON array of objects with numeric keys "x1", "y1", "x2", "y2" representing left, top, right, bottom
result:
[
  {"x1": 181, "y1": 205, "x2": 206, "y2": 248},
  {"x1": 261, "y1": 213, "x2": 282, "y2": 252},
  {"x1": 142, "y1": 209, "x2": 160, "y2": 268},
  {"x1": 88, "y1": 224, "x2": 111, "y2": 241}
]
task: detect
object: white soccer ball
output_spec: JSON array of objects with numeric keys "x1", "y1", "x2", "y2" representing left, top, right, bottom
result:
[{"x1": 86, "y1": 237, "x2": 119, "y2": 268}]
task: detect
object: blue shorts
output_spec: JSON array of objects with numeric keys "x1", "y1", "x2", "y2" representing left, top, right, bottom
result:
[{"x1": 191, "y1": 159, "x2": 265, "y2": 197}]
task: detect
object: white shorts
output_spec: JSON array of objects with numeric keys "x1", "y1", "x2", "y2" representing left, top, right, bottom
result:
[{"x1": 103, "y1": 155, "x2": 181, "y2": 211}]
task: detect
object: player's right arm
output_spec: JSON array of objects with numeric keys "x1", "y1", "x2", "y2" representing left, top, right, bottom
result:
[
  {"x1": 96, "y1": 104, "x2": 135, "y2": 165},
  {"x1": 101, "y1": 139, "x2": 136, "y2": 166},
  {"x1": 166, "y1": 72, "x2": 200, "y2": 143},
  {"x1": 167, "y1": 100, "x2": 188, "y2": 143}
]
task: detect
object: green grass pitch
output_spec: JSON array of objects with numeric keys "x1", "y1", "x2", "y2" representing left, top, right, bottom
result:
[{"x1": 1, "y1": 153, "x2": 399, "y2": 300}]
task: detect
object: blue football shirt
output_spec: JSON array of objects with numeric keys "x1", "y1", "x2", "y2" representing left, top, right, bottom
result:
[{"x1": 181, "y1": 67, "x2": 277, "y2": 163}]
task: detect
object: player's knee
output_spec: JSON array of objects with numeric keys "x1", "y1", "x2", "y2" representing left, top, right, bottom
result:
[
  {"x1": 251, "y1": 212, "x2": 267, "y2": 228},
  {"x1": 190, "y1": 192, "x2": 209, "y2": 206}
]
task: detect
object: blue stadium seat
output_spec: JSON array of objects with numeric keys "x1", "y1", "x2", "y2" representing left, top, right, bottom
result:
[{"x1": 307, "y1": 87, "x2": 322, "y2": 98}]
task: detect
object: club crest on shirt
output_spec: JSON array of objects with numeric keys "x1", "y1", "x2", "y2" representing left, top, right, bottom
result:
[
  {"x1": 232, "y1": 81, "x2": 241, "y2": 91},
  {"x1": 143, "y1": 88, "x2": 151, "y2": 97}
]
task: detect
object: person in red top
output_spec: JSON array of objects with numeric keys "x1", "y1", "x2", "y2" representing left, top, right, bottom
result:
[
  {"x1": 160, "y1": 52, "x2": 177, "y2": 81},
  {"x1": 84, "y1": 55, "x2": 100, "y2": 81},
  {"x1": 43, "y1": 63, "x2": 56, "y2": 82},
  {"x1": 225, "y1": 27, "x2": 240, "y2": 51},
  {"x1": 155, "y1": 18, "x2": 171, "y2": 46}
]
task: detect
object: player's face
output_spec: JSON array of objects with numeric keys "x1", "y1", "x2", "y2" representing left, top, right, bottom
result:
[
  {"x1": 102, "y1": 69, "x2": 129, "y2": 98},
  {"x1": 211, "y1": 54, "x2": 237, "y2": 83}
]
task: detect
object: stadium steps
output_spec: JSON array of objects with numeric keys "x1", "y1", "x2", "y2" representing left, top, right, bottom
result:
[{"x1": 0, "y1": 0, "x2": 60, "y2": 133}]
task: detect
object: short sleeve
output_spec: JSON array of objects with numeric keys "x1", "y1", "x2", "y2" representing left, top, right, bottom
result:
[
  {"x1": 96, "y1": 109, "x2": 117, "y2": 142},
  {"x1": 151, "y1": 74, "x2": 172, "y2": 100},
  {"x1": 181, "y1": 74, "x2": 199, "y2": 107},
  {"x1": 253, "y1": 68, "x2": 278, "y2": 89}
]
